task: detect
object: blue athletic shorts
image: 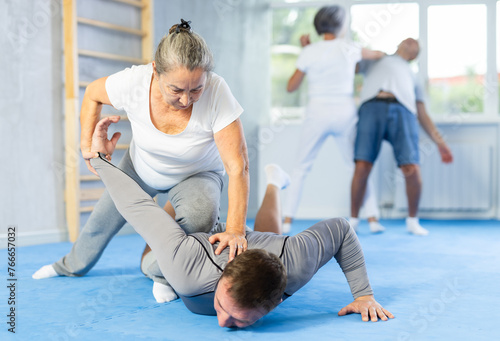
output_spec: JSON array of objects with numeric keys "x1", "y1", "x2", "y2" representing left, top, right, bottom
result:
[{"x1": 354, "y1": 98, "x2": 419, "y2": 166}]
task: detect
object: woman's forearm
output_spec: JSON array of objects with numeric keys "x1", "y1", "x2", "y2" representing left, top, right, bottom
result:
[
  {"x1": 213, "y1": 119, "x2": 250, "y2": 236},
  {"x1": 80, "y1": 77, "x2": 112, "y2": 154},
  {"x1": 225, "y1": 170, "x2": 249, "y2": 235},
  {"x1": 287, "y1": 69, "x2": 305, "y2": 93},
  {"x1": 80, "y1": 91, "x2": 103, "y2": 153}
]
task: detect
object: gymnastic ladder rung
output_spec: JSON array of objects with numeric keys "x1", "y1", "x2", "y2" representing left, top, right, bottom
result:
[
  {"x1": 80, "y1": 175, "x2": 101, "y2": 182},
  {"x1": 79, "y1": 80, "x2": 91, "y2": 88},
  {"x1": 80, "y1": 188, "x2": 106, "y2": 202},
  {"x1": 64, "y1": 0, "x2": 152, "y2": 241},
  {"x1": 115, "y1": 144, "x2": 130, "y2": 150},
  {"x1": 77, "y1": 17, "x2": 146, "y2": 36},
  {"x1": 80, "y1": 206, "x2": 94, "y2": 213},
  {"x1": 106, "y1": 0, "x2": 145, "y2": 8},
  {"x1": 79, "y1": 49, "x2": 147, "y2": 65},
  {"x1": 102, "y1": 114, "x2": 129, "y2": 121}
]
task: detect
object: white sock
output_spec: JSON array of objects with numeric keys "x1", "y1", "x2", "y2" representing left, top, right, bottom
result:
[
  {"x1": 282, "y1": 222, "x2": 292, "y2": 234},
  {"x1": 348, "y1": 217, "x2": 360, "y2": 232},
  {"x1": 265, "y1": 164, "x2": 290, "y2": 190},
  {"x1": 406, "y1": 217, "x2": 429, "y2": 236},
  {"x1": 369, "y1": 221, "x2": 386, "y2": 233},
  {"x1": 32, "y1": 264, "x2": 59, "y2": 279},
  {"x1": 153, "y1": 282, "x2": 178, "y2": 303}
]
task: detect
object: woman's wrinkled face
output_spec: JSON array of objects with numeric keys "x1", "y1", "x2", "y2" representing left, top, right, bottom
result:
[{"x1": 154, "y1": 64, "x2": 207, "y2": 110}]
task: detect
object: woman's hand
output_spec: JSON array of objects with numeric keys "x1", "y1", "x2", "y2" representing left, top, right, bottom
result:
[
  {"x1": 338, "y1": 295, "x2": 394, "y2": 322},
  {"x1": 86, "y1": 116, "x2": 122, "y2": 168},
  {"x1": 300, "y1": 34, "x2": 311, "y2": 47},
  {"x1": 208, "y1": 230, "x2": 247, "y2": 262}
]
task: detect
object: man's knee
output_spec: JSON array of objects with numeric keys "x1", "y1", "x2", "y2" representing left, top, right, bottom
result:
[
  {"x1": 323, "y1": 217, "x2": 352, "y2": 235},
  {"x1": 354, "y1": 160, "x2": 373, "y2": 179},
  {"x1": 400, "y1": 164, "x2": 420, "y2": 179}
]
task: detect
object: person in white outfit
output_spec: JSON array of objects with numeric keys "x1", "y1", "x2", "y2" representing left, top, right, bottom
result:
[
  {"x1": 32, "y1": 20, "x2": 250, "y2": 303},
  {"x1": 283, "y1": 6, "x2": 385, "y2": 234}
]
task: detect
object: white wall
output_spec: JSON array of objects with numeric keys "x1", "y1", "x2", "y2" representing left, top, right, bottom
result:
[
  {"x1": 0, "y1": 0, "x2": 65, "y2": 246},
  {"x1": 259, "y1": 118, "x2": 500, "y2": 220}
]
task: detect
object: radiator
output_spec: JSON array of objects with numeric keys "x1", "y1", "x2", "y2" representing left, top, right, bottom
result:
[{"x1": 394, "y1": 143, "x2": 493, "y2": 211}]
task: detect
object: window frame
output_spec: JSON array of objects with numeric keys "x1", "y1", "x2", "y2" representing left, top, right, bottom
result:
[{"x1": 270, "y1": 0, "x2": 499, "y2": 117}]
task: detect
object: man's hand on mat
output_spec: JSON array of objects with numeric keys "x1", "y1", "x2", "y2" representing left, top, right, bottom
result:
[
  {"x1": 338, "y1": 295, "x2": 394, "y2": 322},
  {"x1": 209, "y1": 231, "x2": 247, "y2": 262},
  {"x1": 83, "y1": 115, "x2": 122, "y2": 175}
]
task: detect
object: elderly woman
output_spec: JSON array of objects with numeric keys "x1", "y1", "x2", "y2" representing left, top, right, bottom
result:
[
  {"x1": 283, "y1": 6, "x2": 385, "y2": 234},
  {"x1": 33, "y1": 20, "x2": 249, "y2": 301}
]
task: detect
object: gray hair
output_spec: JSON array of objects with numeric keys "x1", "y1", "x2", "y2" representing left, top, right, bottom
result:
[
  {"x1": 314, "y1": 5, "x2": 346, "y2": 36},
  {"x1": 154, "y1": 20, "x2": 214, "y2": 74}
]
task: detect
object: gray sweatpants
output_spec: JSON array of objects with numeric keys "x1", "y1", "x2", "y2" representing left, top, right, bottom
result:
[{"x1": 53, "y1": 150, "x2": 223, "y2": 278}]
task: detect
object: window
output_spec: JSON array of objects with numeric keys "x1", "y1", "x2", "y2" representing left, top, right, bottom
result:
[
  {"x1": 271, "y1": 6, "x2": 318, "y2": 121},
  {"x1": 350, "y1": 3, "x2": 419, "y2": 53},
  {"x1": 270, "y1": 1, "x2": 499, "y2": 119},
  {"x1": 350, "y1": 3, "x2": 419, "y2": 100},
  {"x1": 427, "y1": 4, "x2": 487, "y2": 115}
]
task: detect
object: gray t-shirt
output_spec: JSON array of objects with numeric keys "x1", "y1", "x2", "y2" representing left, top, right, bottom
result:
[
  {"x1": 359, "y1": 54, "x2": 426, "y2": 114},
  {"x1": 91, "y1": 155, "x2": 373, "y2": 316}
]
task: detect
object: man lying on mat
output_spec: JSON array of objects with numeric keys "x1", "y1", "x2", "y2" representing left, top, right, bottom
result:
[{"x1": 89, "y1": 116, "x2": 394, "y2": 328}]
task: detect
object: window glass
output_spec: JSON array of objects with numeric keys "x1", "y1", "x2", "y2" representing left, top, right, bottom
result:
[
  {"x1": 427, "y1": 4, "x2": 487, "y2": 115},
  {"x1": 271, "y1": 7, "x2": 317, "y2": 120},
  {"x1": 350, "y1": 4, "x2": 419, "y2": 100},
  {"x1": 350, "y1": 3, "x2": 419, "y2": 54}
]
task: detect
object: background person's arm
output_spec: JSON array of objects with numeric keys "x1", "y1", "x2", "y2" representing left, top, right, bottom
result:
[
  {"x1": 416, "y1": 101, "x2": 453, "y2": 163},
  {"x1": 287, "y1": 33, "x2": 310, "y2": 93},
  {"x1": 361, "y1": 48, "x2": 385, "y2": 60},
  {"x1": 287, "y1": 69, "x2": 306, "y2": 93}
]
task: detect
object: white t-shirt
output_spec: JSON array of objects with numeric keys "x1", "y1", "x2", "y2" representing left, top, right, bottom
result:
[
  {"x1": 296, "y1": 39, "x2": 362, "y2": 100},
  {"x1": 359, "y1": 55, "x2": 425, "y2": 115},
  {"x1": 105, "y1": 64, "x2": 243, "y2": 190}
]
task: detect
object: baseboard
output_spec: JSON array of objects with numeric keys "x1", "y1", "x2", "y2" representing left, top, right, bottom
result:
[{"x1": 0, "y1": 228, "x2": 68, "y2": 249}]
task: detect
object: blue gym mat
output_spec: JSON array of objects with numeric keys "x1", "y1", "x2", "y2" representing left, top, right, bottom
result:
[{"x1": 1, "y1": 219, "x2": 499, "y2": 340}]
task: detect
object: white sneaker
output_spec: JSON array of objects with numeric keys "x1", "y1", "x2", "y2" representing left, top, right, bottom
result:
[
  {"x1": 369, "y1": 221, "x2": 386, "y2": 233},
  {"x1": 406, "y1": 217, "x2": 429, "y2": 236},
  {"x1": 348, "y1": 217, "x2": 360, "y2": 232},
  {"x1": 265, "y1": 164, "x2": 291, "y2": 190},
  {"x1": 282, "y1": 222, "x2": 292, "y2": 234}
]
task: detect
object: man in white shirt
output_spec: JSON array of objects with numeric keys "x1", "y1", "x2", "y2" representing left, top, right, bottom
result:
[{"x1": 350, "y1": 38, "x2": 453, "y2": 236}]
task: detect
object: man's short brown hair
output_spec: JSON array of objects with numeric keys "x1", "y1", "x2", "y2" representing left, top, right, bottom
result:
[{"x1": 220, "y1": 249, "x2": 287, "y2": 313}]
